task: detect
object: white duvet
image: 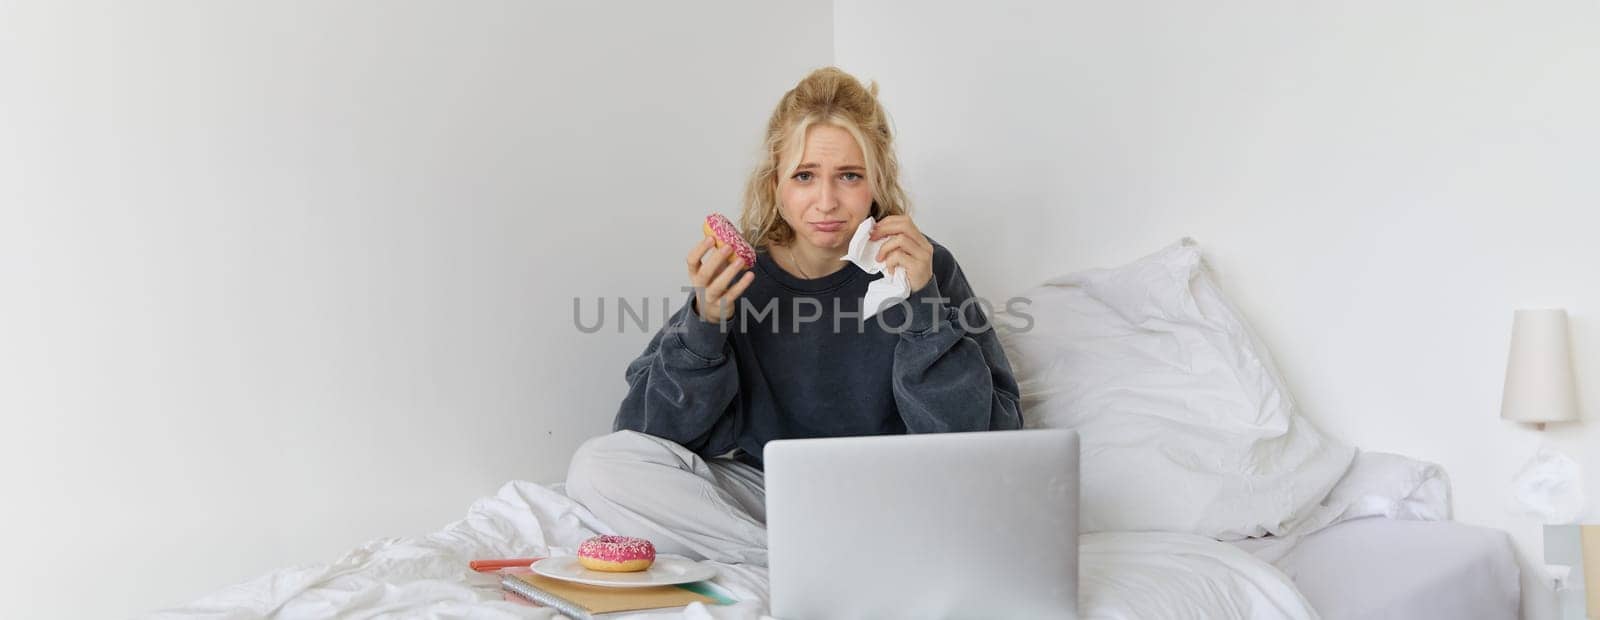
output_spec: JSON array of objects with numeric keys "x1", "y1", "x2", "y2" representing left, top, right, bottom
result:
[
  {"x1": 148, "y1": 442, "x2": 1453, "y2": 619},
  {"x1": 146, "y1": 480, "x2": 1323, "y2": 620}
]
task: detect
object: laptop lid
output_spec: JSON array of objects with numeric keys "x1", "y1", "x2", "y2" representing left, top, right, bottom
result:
[{"x1": 765, "y1": 429, "x2": 1079, "y2": 619}]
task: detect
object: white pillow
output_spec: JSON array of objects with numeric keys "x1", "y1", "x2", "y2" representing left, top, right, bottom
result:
[{"x1": 995, "y1": 238, "x2": 1355, "y2": 540}]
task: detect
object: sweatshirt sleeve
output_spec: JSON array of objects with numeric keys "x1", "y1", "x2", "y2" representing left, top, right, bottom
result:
[
  {"x1": 880, "y1": 244, "x2": 1024, "y2": 433},
  {"x1": 611, "y1": 292, "x2": 742, "y2": 455}
]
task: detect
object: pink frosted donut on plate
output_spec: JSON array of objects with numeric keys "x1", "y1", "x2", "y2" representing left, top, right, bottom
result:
[
  {"x1": 703, "y1": 213, "x2": 756, "y2": 269},
  {"x1": 577, "y1": 535, "x2": 656, "y2": 572}
]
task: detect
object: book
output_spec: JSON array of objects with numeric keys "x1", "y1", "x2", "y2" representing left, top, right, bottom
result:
[{"x1": 498, "y1": 569, "x2": 733, "y2": 619}]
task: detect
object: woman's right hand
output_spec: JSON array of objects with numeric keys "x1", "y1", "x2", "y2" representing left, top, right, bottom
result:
[{"x1": 686, "y1": 236, "x2": 755, "y2": 323}]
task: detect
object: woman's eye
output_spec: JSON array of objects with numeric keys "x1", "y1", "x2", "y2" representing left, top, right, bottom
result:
[
  {"x1": 792, "y1": 171, "x2": 813, "y2": 182},
  {"x1": 841, "y1": 172, "x2": 863, "y2": 181}
]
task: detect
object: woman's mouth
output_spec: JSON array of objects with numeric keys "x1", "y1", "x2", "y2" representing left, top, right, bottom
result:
[{"x1": 810, "y1": 221, "x2": 845, "y2": 233}]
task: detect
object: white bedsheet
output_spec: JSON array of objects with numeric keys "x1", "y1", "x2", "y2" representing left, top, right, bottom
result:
[
  {"x1": 1266, "y1": 518, "x2": 1521, "y2": 620},
  {"x1": 146, "y1": 481, "x2": 1318, "y2": 620}
]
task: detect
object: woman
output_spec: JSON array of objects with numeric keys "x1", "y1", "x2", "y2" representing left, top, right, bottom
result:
[{"x1": 565, "y1": 67, "x2": 1022, "y2": 566}]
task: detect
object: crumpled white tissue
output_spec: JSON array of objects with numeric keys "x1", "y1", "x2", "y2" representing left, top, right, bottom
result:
[
  {"x1": 1511, "y1": 446, "x2": 1586, "y2": 524},
  {"x1": 839, "y1": 216, "x2": 909, "y2": 319}
]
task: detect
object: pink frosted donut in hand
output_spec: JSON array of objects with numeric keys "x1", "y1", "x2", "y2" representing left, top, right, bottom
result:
[
  {"x1": 702, "y1": 213, "x2": 756, "y2": 269},
  {"x1": 577, "y1": 535, "x2": 656, "y2": 572}
]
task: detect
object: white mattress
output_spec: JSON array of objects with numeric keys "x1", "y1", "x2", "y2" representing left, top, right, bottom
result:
[{"x1": 1263, "y1": 517, "x2": 1521, "y2": 619}]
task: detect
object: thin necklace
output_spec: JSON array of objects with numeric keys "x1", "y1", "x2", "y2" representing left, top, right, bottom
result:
[{"x1": 786, "y1": 244, "x2": 813, "y2": 279}]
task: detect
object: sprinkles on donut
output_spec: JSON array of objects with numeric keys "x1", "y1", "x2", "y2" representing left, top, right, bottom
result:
[
  {"x1": 703, "y1": 213, "x2": 757, "y2": 269},
  {"x1": 576, "y1": 535, "x2": 656, "y2": 572}
]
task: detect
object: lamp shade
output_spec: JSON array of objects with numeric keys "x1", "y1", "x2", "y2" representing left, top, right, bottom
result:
[{"x1": 1501, "y1": 308, "x2": 1580, "y2": 424}]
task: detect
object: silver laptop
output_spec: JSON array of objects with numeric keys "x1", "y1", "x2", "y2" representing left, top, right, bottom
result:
[{"x1": 765, "y1": 429, "x2": 1079, "y2": 620}]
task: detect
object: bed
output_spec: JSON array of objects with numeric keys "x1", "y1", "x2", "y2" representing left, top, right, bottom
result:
[
  {"x1": 145, "y1": 472, "x2": 1519, "y2": 619},
  {"x1": 146, "y1": 239, "x2": 1524, "y2": 618}
]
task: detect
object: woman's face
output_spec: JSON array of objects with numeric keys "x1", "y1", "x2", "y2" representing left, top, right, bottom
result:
[{"x1": 777, "y1": 124, "x2": 874, "y2": 253}]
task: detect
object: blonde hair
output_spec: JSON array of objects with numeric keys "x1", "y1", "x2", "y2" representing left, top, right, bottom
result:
[{"x1": 740, "y1": 67, "x2": 911, "y2": 249}]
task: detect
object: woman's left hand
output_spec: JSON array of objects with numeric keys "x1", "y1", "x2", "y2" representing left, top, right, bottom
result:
[{"x1": 870, "y1": 215, "x2": 934, "y2": 293}]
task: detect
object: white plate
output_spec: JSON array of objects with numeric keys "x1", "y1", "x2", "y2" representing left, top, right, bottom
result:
[{"x1": 530, "y1": 556, "x2": 717, "y2": 588}]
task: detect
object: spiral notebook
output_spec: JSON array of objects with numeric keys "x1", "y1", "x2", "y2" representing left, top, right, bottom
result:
[{"x1": 498, "y1": 569, "x2": 734, "y2": 619}]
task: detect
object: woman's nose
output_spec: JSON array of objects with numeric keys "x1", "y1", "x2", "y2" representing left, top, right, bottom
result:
[{"x1": 815, "y1": 183, "x2": 838, "y2": 213}]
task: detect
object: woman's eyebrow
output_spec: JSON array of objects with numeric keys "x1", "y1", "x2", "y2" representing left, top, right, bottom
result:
[{"x1": 795, "y1": 162, "x2": 866, "y2": 171}]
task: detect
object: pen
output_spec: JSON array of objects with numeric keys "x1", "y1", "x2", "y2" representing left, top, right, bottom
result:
[{"x1": 469, "y1": 557, "x2": 543, "y2": 572}]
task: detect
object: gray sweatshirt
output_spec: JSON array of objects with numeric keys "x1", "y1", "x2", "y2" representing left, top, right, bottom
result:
[{"x1": 613, "y1": 239, "x2": 1023, "y2": 469}]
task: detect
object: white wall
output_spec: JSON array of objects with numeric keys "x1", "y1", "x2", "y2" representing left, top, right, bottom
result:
[
  {"x1": 0, "y1": 1, "x2": 831, "y2": 617},
  {"x1": 835, "y1": 1, "x2": 1597, "y2": 617}
]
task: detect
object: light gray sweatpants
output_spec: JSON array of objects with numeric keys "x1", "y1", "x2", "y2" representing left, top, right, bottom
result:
[{"x1": 565, "y1": 430, "x2": 769, "y2": 566}]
